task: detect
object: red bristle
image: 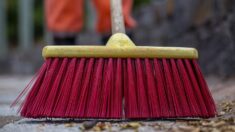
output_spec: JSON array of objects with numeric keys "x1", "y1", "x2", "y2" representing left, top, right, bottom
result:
[
  {"x1": 66, "y1": 58, "x2": 85, "y2": 117},
  {"x1": 176, "y1": 59, "x2": 201, "y2": 116},
  {"x1": 20, "y1": 60, "x2": 48, "y2": 116},
  {"x1": 40, "y1": 58, "x2": 69, "y2": 117},
  {"x1": 144, "y1": 59, "x2": 159, "y2": 118},
  {"x1": 52, "y1": 58, "x2": 77, "y2": 117},
  {"x1": 97, "y1": 59, "x2": 108, "y2": 117},
  {"x1": 106, "y1": 59, "x2": 114, "y2": 118},
  {"x1": 123, "y1": 59, "x2": 128, "y2": 118},
  {"x1": 86, "y1": 58, "x2": 104, "y2": 118},
  {"x1": 11, "y1": 62, "x2": 47, "y2": 109},
  {"x1": 153, "y1": 59, "x2": 170, "y2": 117},
  {"x1": 11, "y1": 73, "x2": 37, "y2": 108},
  {"x1": 36, "y1": 58, "x2": 67, "y2": 117},
  {"x1": 23, "y1": 58, "x2": 57, "y2": 117},
  {"x1": 26, "y1": 59, "x2": 55, "y2": 117},
  {"x1": 125, "y1": 59, "x2": 139, "y2": 118},
  {"x1": 170, "y1": 59, "x2": 191, "y2": 117},
  {"x1": 162, "y1": 59, "x2": 178, "y2": 116},
  {"x1": 135, "y1": 59, "x2": 150, "y2": 118},
  {"x1": 103, "y1": 58, "x2": 123, "y2": 118},
  {"x1": 77, "y1": 58, "x2": 95, "y2": 117},
  {"x1": 35, "y1": 58, "x2": 65, "y2": 117},
  {"x1": 112, "y1": 58, "x2": 123, "y2": 118},
  {"x1": 83, "y1": 58, "x2": 98, "y2": 118},
  {"x1": 14, "y1": 56, "x2": 216, "y2": 119},
  {"x1": 192, "y1": 60, "x2": 217, "y2": 117},
  {"x1": 184, "y1": 59, "x2": 208, "y2": 117},
  {"x1": 100, "y1": 58, "x2": 115, "y2": 118}
]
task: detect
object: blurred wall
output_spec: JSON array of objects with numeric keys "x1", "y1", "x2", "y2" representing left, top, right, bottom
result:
[{"x1": 133, "y1": 0, "x2": 235, "y2": 77}]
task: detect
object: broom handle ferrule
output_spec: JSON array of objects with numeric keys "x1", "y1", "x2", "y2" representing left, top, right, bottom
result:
[{"x1": 111, "y1": 0, "x2": 126, "y2": 34}]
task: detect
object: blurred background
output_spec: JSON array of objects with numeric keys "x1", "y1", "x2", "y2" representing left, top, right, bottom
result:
[{"x1": 0, "y1": 0, "x2": 235, "y2": 76}]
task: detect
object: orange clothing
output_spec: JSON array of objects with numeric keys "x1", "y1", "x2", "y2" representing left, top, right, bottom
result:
[
  {"x1": 45, "y1": 0, "x2": 84, "y2": 33},
  {"x1": 45, "y1": 0, "x2": 136, "y2": 33}
]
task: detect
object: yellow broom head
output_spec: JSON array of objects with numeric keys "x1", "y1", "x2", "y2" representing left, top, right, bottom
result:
[{"x1": 42, "y1": 33, "x2": 198, "y2": 59}]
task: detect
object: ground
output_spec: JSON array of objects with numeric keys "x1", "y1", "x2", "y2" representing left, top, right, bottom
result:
[{"x1": 0, "y1": 75, "x2": 234, "y2": 132}]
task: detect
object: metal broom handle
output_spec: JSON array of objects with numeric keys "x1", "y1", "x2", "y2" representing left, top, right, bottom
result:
[{"x1": 110, "y1": 0, "x2": 126, "y2": 34}]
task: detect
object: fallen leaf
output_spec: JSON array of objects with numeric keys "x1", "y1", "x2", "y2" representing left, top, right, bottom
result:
[
  {"x1": 95, "y1": 122, "x2": 109, "y2": 131},
  {"x1": 178, "y1": 125, "x2": 200, "y2": 132},
  {"x1": 178, "y1": 125, "x2": 196, "y2": 131},
  {"x1": 153, "y1": 125, "x2": 160, "y2": 130},
  {"x1": 211, "y1": 128, "x2": 220, "y2": 132},
  {"x1": 202, "y1": 121, "x2": 215, "y2": 126},
  {"x1": 92, "y1": 126, "x2": 101, "y2": 131},
  {"x1": 128, "y1": 122, "x2": 141, "y2": 128},
  {"x1": 221, "y1": 101, "x2": 234, "y2": 113},
  {"x1": 220, "y1": 125, "x2": 235, "y2": 132},
  {"x1": 192, "y1": 127, "x2": 200, "y2": 132},
  {"x1": 64, "y1": 123, "x2": 75, "y2": 127},
  {"x1": 121, "y1": 122, "x2": 141, "y2": 130},
  {"x1": 219, "y1": 111, "x2": 226, "y2": 116},
  {"x1": 213, "y1": 121, "x2": 226, "y2": 127},
  {"x1": 188, "y1": 121, "x2": 201, "y2": 126}
]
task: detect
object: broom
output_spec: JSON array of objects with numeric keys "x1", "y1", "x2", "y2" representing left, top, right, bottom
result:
[{"x1": 12, "y1": 0, "x2": 216, "y2": 119}]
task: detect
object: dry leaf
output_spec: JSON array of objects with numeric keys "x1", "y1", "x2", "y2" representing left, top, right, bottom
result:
[
  {"x1": 213, "y1": 121, "x2": 226, "y2": 127},
  {"x1": 221, "y1": 101, "x2": 234, "y2": 113},
  {"x1": 92, "y1": 126, "x2": 101, "y2": 131},
  {"x1": 128, "y1": 122, "x2": 141, "y2": 128},
  {"x1": 178, "y1": 125, "x2": 200, "y2": 132},
  {"x1": 211, "y1": 128, "x2": 220, "y2": 132},
  {"x1": 202, "y1": 121, "x2": 215, "y2": 126},
  {"x1": 188, "y1": 121, "x2": 201, "y2": 126},
  {"x1": 178, "y1": 125, "x2": 196, "y2": 131},
  {"x1": 64, "y1": 123, "x2": 75, "y2": 127},
  {"x1": 121, "y1": 122, "x2": 141, "y2": 130},
  {"x1": 95, "y1": 122, "x2": 109, "y2": 130},
  {"x1": 79, "y1": 125, "x2": 85, "y2": 131},
  {"x1": 154, "y1": 125, "x2": 160, "y2": 130},
  {"x1": 220, "y1": 125, "x2": 235, "y2": 132},
  {"x1": 192, "y1": 127, "x2": 200, "y2": 132},
  {"x1": 172, "y1": 127, "x2": 181, "y2": 132}
]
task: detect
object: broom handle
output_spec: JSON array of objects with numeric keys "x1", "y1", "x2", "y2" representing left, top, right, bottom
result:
[{"x1": 110, "y1": 0, "x2": 126, "y2": 34}]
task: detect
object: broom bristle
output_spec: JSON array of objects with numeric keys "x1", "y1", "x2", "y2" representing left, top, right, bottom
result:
[{"x1": 13, "y1": 58, "x2": 217, "y2": 119}]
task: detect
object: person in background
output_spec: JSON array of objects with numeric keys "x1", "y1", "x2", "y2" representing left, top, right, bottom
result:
[{"x1": 45, "y1": 0, "x2": 137, "y2": 45}]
